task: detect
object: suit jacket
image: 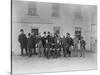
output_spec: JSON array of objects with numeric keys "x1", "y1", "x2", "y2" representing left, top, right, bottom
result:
[
  {"x1": 41, "y1": 36, "x2": 47, "y2": 47},
  {"x1": 63, "y1": 37, "x2": 74, "y2": 47},
  {"x1": 18, "y1": 33, "x2": 27, "y2": 48}
]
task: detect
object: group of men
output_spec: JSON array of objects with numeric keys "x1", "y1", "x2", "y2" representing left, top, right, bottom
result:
[{"x1": 18, "y1": 29, "x2": 86, "y2": 58}]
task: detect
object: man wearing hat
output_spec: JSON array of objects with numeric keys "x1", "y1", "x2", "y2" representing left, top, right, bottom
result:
[
  {"x1": 63, "y1": 33, "x2": 74, "y2": 57},
  {"x1": 18, "y1": 29, "x2": 27, "y2": 56},
  {"x1": 41, "y1": 32, "x2": 47, "y2": 57},
  {"x1": 80, "y1": 36, "x2": 86, "y2": 57},
  {"x1": 46, "y1": 31, "x2": 52, "y2": 58},
  {"x1": 31, "y1": 31, "x2": 37, "y2": 55}
]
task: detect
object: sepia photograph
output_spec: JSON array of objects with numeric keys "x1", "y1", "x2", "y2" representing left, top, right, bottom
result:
[{"x1": 11, "y1": 0, "x2": 97, "y2": 75}]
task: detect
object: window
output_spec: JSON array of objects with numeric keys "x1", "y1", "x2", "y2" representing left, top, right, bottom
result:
[
  {"x1": 52, "y1": 3, "x2": 60, "y2": 17},
  {"x1": 28, "y1": 2, "x2": 38, "y2": 16}
]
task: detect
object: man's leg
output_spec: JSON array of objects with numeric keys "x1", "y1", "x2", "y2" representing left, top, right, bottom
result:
[
  {"x1": 29, "y1": 48, "x2": 32, "y2": 57},
  {"x1": 58, "y1": 48, "x2": 61, "y2": 57},
  {"x1": 82, "y1": 47, "x2": 85, "y2": 57},
  {"x1": 58, "y1": 45, "x2": 61, "y2": 57},
  {"x1": 63, "y1": 47, "x2": 66, "y2": 57},
  {"x1": 80, "y1": 46, "x2": 83, "y2": 57},
  {"x1": 34, "y1": 45, "x2": 37, "y2": 54},
  {"x1": 28, "y1": 46, "x2": 32, "y2": 57},
  {"x1": 83, "y1": 46, "x2": 86, "y2": 57},
  {"x1": 47, "y1": 46, "x2": 51, "y2": 58},
  {"x1": 43, "y1": 46, "x2": 46, "y2": 57},
  {"x1": 25, "y1": 47, "x2": 28, "y2": 55},
  {"x1": 41, "y1": 47, "x2": 44, "y2": 57},
  {"x1": 46, "y1": 45, "x2": 49, "y2": 58},
  {"x1": 39, "y1": 46, "x2": 42, "y2": 57},
  {"x1": 48, "y1": 44, "x2": 50, "y2": 58},
  {"x1": 68, "y1": 50, "x2": 71, "y2": 57},
  {"x1": 21, "y1": 46, "x2": 24, "y2": 56},
  {"x1": 27, "y1": 48, "x2": 30, "y2": 56},
  {"x1": 47, "y1": 49, "x2": 50, "y2": 58},
  {"x1": 55, "y1": 45, "x2": 58, "y2": 58},
  {"x1": 67, "y1": 47, "x2": 71, "y2": 57},
  {"x1": 38, "y1": 47, "x2": 40, "y2": 56},
  {"x1": 40, "y1": 47, "x2": 43, "y2": 57},
  {"x1": 44, "y1": 45, "x2": 47, "y2": 57}
]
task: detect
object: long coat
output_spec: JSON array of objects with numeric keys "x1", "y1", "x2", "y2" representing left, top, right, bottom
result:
[
  {"x1": 41, "y1": 36, "x2": 47, "y2": 47},
  {"x1": 63, "y1": 37, "x2": 74, "y2": 47},
  {"x1": 18, "y1": 33, "x2": 27, "y2": 48},
  {"x1": 27, "y1": 35, "x2": 36, "y2": 48}
]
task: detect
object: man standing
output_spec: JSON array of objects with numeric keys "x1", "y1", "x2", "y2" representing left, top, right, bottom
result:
[
  {"x1": 47, "y1": 32, "x2": 51, "y2": 43},
  {"x1": 80, "y1": 37, "x2": 86, "y2": 57},
  {"x1": 46, "y1": 32, "x2": 52, "y2": 58},
  {"x1": 37, "y1": 33, "x2": 43, "y2": 57},
  {"x1": 18, "y1": 29, "x2": 27, "y2": 56},
  {"x1": 27, "y1": 33, "x2": 32, "y2": 57},
  {"x1": 63, "y1": 33, "x2": 74, "y2": 57},
  {"x1": 31, "y1": 31, "x2": 37, "y2": 55},
  {"x1": 73, "y1": 36, "x2": 79, "y2": 56},
  {"x1": 41, "y1": 32, "x2": 47, "y2": 57}
]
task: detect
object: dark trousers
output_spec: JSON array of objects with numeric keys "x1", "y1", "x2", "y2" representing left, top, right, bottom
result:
[
  {"x1": 55, "y1": 44, "x2": 61, "y2": 57},
  {"x1": 56, "y1": 49, "x2": 61, "y2": 57},
  {"x1": 63, "y1": 48, "x2": 67, "y2": 57},
  {"x1": 44, "y1": 48, "x2": 46, "y2": 57},
  {"x1": 47, "y1": 43, "x2": 52, "y2": 58},
  {"x1": 66, "y1": 47, "x2": 71, "y2": 57},
  {"x1": 51, "y1": 50, "x2": 55, "y2": 58},
  {"x1": 46, "y1": 49, "x2": 50, "y2": 58},
  {"x1": 63, "y1": 46, "x2": 71, "y2": 57},
  {"x1": 43, "y1": 44, "x2": 50, "y2": 57},
  {"x1": 28, "y1": 48, "x2": 32, "y2": 57},
  {"x1": 20, "y1": 45, "x2": 27, "y2": 55},
  {"x1": 45, "y1": 47, "x2": 50, "y2": 58},
  {"x1": 33, "y1": 47, "x2": 36, "y2": 54},
  {"x1": 32, "y1": 44, "x2": 37, "y2": 55}
]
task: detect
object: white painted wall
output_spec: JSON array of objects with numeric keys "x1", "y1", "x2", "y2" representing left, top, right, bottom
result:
[{"x1": 12, "y1": 1, "x2": 97, "y2": 55}]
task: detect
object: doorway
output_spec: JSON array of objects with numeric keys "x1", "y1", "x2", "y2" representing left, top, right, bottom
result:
[{"x1": 31, "y1": 28, "x2": 39, "y2": 36}]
